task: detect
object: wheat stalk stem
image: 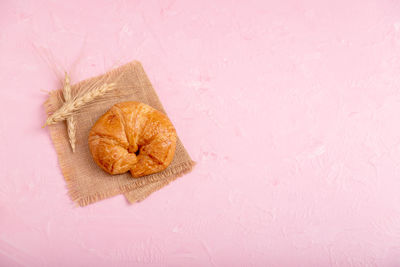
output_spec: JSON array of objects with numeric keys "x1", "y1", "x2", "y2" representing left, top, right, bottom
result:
[{"x1": 63, "y1": 72, "x2": 76, "y2": 152}]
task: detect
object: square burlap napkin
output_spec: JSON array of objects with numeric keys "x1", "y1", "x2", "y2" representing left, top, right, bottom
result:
[{"x1": 44, "y1": 61, "x2": 194, "y2": 206}]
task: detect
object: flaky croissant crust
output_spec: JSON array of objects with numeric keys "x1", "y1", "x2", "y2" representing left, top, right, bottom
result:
[{"x1": 88, "y1": 101, "x2": 177, "y2": 178}]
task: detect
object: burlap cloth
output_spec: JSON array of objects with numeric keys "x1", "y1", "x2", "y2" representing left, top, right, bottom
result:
[{"x1": 44, "y1": 61, "x2": 194, "y2": 206}]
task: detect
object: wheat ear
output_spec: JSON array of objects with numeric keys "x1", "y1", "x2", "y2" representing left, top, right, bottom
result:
[
  {"x1": 44, "y1": 82, "x2": 116, "y2": 127},
  {"x1": 63, "y1": 72, "x2": 76, "y2": 152}
]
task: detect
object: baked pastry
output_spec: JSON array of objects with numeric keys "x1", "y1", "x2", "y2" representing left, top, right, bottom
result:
[{"x1": 88, "y1": 101, "x2": 177, "y2": 178}]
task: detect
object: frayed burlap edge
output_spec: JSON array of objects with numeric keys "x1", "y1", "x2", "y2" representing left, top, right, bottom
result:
[{"x1": 124, "y1": 161, "x2": 196, "y2": 204}]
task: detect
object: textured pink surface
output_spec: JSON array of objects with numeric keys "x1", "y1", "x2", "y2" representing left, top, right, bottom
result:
[{"x1": 1, "y1": 0, "x2": 400, "y2": 266}]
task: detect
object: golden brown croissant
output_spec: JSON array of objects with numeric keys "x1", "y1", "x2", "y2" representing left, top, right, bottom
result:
[{"x1": 88, "y1": 101, "x2": 177, "y2": 178}]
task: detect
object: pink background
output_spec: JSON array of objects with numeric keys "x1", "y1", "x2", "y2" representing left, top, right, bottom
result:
[{"x1": 1, "y1": 0, "x2": 400, "y2": 266}]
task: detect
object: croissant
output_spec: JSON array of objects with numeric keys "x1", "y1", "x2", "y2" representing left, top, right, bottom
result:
[{"x1": 88, "y1": 101, "x2": 177, "y2": 178}]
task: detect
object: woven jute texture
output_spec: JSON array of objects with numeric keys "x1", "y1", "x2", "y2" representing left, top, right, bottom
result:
[{"x1": 44, "y1": 61, "x2": 194, "y2": 206}]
